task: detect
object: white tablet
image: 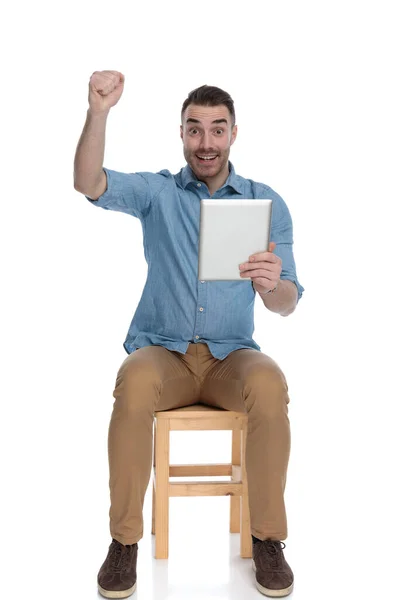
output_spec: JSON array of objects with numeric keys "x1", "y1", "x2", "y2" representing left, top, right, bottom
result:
[{"x1": 198, "y1": 199, "x2": 273, "y2": 281}]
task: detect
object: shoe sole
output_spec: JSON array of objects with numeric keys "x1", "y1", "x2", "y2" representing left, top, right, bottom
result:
[
  {"x1": 252, "y1": 560, "x2": 294, "y2": 597},
  {"x1": 98, "y1": 581, "x2": 137, "y2": 598}
]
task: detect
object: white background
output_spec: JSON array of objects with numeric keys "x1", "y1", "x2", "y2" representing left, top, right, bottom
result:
[{"x1": 1, "y1": 1, "x2": 399, "y2": 598}]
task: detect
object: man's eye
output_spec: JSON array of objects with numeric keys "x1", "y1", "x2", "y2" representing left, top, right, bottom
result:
[
  {"x1": 215, "y1": 129, "x2": 223, "y2": 135},
  {"x1": 190, "y1": 129, "x2": 198, "y2": 134}
]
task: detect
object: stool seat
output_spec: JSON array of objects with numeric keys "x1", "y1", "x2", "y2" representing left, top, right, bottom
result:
[{"x1": 151, "y1": 403, "x2": 252, "y2": 559}]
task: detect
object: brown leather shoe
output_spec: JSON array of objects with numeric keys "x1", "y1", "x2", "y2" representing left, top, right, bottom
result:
[
  {"x1": 97, "y1": 539, "x2": 138, "y2": 598},
  {"x1": 252, "y1": 538, "x2": 294, "y2": 597}
]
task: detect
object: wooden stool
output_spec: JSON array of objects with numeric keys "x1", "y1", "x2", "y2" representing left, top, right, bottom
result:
[{"x1": 151, "y1": 404, "x2": 252, "y2": 559}]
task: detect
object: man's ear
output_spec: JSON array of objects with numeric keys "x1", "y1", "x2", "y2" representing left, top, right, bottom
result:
[
  {"x1": 230, "y1": 124, "x2": 238, "y2": 146},
  {"x1": 180, "y1": 125, "x2": 183, "y2": 140}
]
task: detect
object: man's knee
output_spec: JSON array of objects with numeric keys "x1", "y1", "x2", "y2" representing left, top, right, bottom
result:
[
  {"x1": 245, "y1": 364, "x2": 290, "y2": 418},
  {"x1": 112, "y1": 354, "x2": 161, "y2": 410}
]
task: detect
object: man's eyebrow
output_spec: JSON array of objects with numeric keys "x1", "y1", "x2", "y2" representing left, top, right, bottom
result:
[{"x1": 185, "y1": 118, "x2": 228, "y2": 125}]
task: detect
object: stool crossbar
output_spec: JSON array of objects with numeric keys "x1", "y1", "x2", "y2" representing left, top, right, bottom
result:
[{"x1": 151, "y1": 404, "x2": 252, "y2": 559}]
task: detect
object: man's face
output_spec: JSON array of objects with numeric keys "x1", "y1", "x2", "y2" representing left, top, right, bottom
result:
[{"x1": 180, "y1": 104, "x2": 237, "y2": 182}]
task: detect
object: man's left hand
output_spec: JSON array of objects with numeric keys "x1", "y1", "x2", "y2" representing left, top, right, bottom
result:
[{"x1": 239, "y1": 241, "x2": 282, "y2": 294}]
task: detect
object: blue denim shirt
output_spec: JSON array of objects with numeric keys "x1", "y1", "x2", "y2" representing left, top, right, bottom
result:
[{"x1": 85, "y1": 162, "x2": 304, "y2": 360}]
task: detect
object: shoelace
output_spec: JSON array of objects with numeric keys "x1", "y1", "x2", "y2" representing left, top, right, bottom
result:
[
  {"x1": 257, "y1": 539, "x2": 286, "y2": 570},
  {"x1": 109, "y1": 541, "x2": 132, "y2": 573}
]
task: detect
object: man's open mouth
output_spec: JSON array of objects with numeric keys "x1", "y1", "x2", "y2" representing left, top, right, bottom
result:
[{"x1": 196, "y1": 154, "x2": 218, "y2": 162}]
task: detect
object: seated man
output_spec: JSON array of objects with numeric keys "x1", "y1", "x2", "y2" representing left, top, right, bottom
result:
[{"x1": 74, "y1": 70, "x2": 305, "y2": 599}]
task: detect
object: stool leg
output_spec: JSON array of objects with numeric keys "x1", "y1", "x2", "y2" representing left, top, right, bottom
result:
[
  {"x1": 152, "y1": 480, "x2": 156, "y2": 535},
  {"x1": 155, "y1": 418, "x2": 170, "y2": 559},
  {"x1": 151, "y1": 421, "x2": 156, "y2": 535},
  {"x1": 240, "y1": 421, "x2": 252, "y2": 558},
  {"x1": 230, "y1": 429, "x2": 241, "y2": 533}
]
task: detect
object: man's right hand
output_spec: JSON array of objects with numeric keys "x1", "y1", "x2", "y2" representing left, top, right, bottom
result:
[{"x1": 88, "y1": 70, "x2": 125, "y2": 114}]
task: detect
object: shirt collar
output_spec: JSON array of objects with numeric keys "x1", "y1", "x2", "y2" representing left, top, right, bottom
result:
[{"x1": 180, "y1": 161, "x2": 244, "y2": 194}]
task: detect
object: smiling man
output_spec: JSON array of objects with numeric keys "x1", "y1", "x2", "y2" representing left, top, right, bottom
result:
[
  {"x1": 181, "y1": 103, "x2": 237, "y2": 194},
  {"x1": 74, "y1": 71, "x2": 304, "y2": 599}
]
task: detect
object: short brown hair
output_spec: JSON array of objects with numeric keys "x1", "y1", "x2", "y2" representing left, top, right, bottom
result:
[{"x1": 181, "y1": 85, "x2": 236, "y2": 125}]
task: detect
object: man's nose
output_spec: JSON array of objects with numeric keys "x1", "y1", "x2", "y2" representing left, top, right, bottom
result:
[{"x1": 201, "y1": 131, "x2": 212, "y2": 148}]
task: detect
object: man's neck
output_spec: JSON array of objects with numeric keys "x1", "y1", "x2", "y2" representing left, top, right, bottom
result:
[{"x1": 200, "y1": 164, "x2": 230, "y2": 196}]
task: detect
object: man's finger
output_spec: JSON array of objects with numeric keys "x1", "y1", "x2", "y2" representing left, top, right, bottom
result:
[
  {"x1": 249, "y1": 252, "x2": 278, "y2": 263},
  {"x1": 249, "y1": 241, "x2": 276, "y2": 262}
]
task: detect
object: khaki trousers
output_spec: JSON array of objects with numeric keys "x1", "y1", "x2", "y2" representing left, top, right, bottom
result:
[{"x1": 108, "y1": 343, "x2": 291, "y2": 545}]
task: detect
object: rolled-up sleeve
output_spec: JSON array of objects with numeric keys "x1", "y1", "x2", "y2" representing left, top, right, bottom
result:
[
  {"x1": 85, "y1": 168, "x2": 164, "y2": 220},
  {"x1": 270, "y1": 193, "x2": 305, "y2": 303}
]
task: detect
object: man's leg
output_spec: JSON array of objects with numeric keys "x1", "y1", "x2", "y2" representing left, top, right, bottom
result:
[
  {"x1": 199, "y1": 347, "x2": 291, "y2": 540},
  {"x1": 108, "y1": 345, "x2": 202, "y2": 546}
]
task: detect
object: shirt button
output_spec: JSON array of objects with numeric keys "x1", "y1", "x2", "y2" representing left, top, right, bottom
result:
[
  {"x1": 200, "y1": 280, "x2": 205, "y2": 283},
  {"x1": 195, "y1": 335, "x2": 199, "y2": 339},
  {"x1": 197, "y1": 183, "x2": 201, "y2": 188},
  {"x1": 199, "y1": 307, "x2": 204, "y2": 312}
]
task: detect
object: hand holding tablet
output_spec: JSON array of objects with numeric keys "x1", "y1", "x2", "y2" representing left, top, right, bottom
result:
[{"x1": 239, "y1": 241, "x2": 282, "y2": 294}]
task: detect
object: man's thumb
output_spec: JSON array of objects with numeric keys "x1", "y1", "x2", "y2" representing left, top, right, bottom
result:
[{"x1": 269, "y1": 241, "x2": 276, "y2": 252}]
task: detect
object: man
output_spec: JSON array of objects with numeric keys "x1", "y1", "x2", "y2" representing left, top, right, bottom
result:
[{"x1": 74, "y1": 70, "x2": 304, "y2": 598}]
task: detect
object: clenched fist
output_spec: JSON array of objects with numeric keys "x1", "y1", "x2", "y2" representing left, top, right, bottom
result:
[{"x1": 88, "y1": 70, "x2": 125, "y2": 114}]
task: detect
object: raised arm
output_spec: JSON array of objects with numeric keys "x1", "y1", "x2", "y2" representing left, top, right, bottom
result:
[{"x1": 73, "y1": 70, "x2": 125, "y2": 199}]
